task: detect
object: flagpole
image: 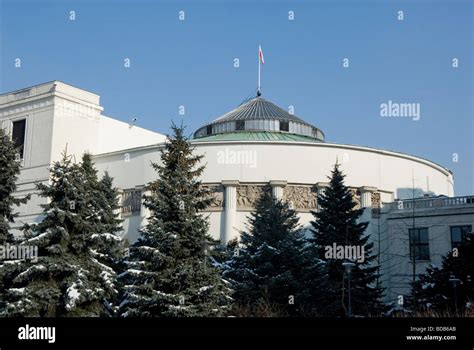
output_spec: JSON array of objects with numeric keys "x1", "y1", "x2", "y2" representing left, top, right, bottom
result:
[{"x1": 258, "y1": 45, "x2": 261, "y2": 94}]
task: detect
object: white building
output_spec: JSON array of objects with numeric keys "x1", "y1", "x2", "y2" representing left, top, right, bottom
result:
[
  {"x1": 1, "y1": 81, "x2": 472, "y2": 304},
  {"x1": 0, "y1": 81, "x2": 165, "y2": 228}
]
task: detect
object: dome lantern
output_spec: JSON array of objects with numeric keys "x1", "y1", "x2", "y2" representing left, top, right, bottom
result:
[{"x1": 193, "y1": 96, "x2": 325, "y2": 142}]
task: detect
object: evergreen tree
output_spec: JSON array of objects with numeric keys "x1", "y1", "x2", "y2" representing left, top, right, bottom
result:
[
  {"x1": 413, "y1": 235, "x2": 474, "y2": 314},
  {"x1": 309, "y1": 163, "x2": 385, "y2": 316},
  {"x1": 0, "y1": 127, "x2": 29, "y2": 314},
  {"x1": 119, "y1": 124, "x2": 231, "y2": 317},
  {"x1": 223, "y1": 188, "x2": 323, "y2": 316},
  {"x1": 97, "y1": 171, "x2": 126, "y2": 272},
  {"x1": 0, "y1": 127, "x2": 28, "y2": 243},
  {"x1": 1, "y1": 152, "x2": 116, "y2": 316},
  {"x1": 81, "y1": 154, "x2": 125, "y2": 314}
]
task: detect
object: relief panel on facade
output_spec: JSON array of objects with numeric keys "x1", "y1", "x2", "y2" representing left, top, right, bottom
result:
[
  {"x1": 371, "y1": 192, "x2": 381, "y2": 218},
  {"x1": 237, "y1": 185, "x2": 270, "y2": 210},
  {"x1": 201, "y1": 183, "x2": 371, "y2": 213},
  {"x1": 282, "y1": 186, "x2": 317, "y2": 211},
  {"x1": 350, "y1": 188, "x2": 361, "y2": 210},
  {"x1": 201, "y1": 184, "x2": 224, "y2": 210},
  {"x1": 371, "y1": 192, "x2": 381, "y2": 208}
]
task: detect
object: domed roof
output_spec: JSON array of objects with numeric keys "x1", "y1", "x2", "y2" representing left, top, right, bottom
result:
[
  {"x1": 212, "y1": 96, "x2": 306, "y2": 123},
  {"x1": 193, "y1": 95, "x2": 325, "y2": 142}
]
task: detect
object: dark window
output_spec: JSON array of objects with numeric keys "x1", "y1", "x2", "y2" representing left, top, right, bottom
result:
[
  {"x1": 121, "y1": 189, "x2": 142, "y2": 215},
  {"x1": 409, "y1": 228, "x2": 430, "y2": 260},
  {"x1": 206, "y1": 125, "x2": 212, "y2": 135},
  {"x1": 236, "y1": 120, "x2": 245, "y2": 131},
  {"x1": 12, "y1": 119, "x2": 26, "y2": 159},
  {"x1": 280, "y1": 120, "x2": 289, "y2": 132},
  {"x1": 450, "y1": 225, "x2": 472, "y2": 249}
]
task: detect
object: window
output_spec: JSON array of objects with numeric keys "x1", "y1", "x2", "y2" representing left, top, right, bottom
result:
[
  {"x1": 280, "y1": 120, "x2": 289, "y2": 132},
  {"x1": 450, "y1": 225, "x2": 472, "y2": 249},
  {"x1": 264, "y1": 119, "x2": 269, "y2": 130},
  {"x1": 236, "y1": 120, "x2": 245, "y2": 131},
  {"x1": 247, "y1": 120, "x2": 255, "y2": 130},
  {"x1": 289, "y1": 122, "x2": 295, "y2": 133},
  {"x1": 409, "y1": 228, "x2": 430, "y2": 260},
  {"x1": 206, "y1": 125, "x2": 212, "y2": 135},
  {"x1": 12, "y1": 119, "x2": 26, "y2": 159},
  {"x1": 269, "y1": 120, "x2": 276, "y2": 131},
  {"x1": 121, "y1": 189, "x2": 142, "y2": 215}
]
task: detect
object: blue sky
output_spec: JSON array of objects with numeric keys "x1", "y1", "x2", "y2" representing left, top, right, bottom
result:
[{"x1": 1, "y1": 0, "x2": 472, "y2": 195}]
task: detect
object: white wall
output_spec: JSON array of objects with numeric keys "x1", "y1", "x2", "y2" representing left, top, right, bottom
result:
[
  {"x1": 98, "y1": 116, "x2": 166, "y2": 154},
  {"x1": 193, "y1": 141, "x2": 453, "y2": 198},
  {"x1": 50, "y1": 88, "x2": 165, "y2": 163}
]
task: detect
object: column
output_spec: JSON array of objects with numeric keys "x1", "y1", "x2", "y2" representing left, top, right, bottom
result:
[
  {"x1": 269, "y1": 180, "x2": 287, "y2": 200},
  {"x1": 359, "y1": 186, "x2": 377, "y2": 208},
  {"x1": 222, "y1": 180, "x2": 239, "y2": 245}
]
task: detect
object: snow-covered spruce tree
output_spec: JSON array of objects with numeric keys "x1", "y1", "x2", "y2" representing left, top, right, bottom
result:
[
  {"x1": 81, "y1": 154, "x2": 125, "y2": 314},
  {"x1": 97, "y1": 171, "x2": 126, "y2": 273},
  {"x1": 412, "y1": 235, "x2": 474, "y2": 314},
  {"x1": 119, "y1": 124, "x2": 231, "y2": 317},
  {"x1": 223, "y1": 188, "x2": 321, "y2": 316},
  {"x1": 1, "y1": 152, "x2": 116, "y2": 316},
  {"x1": 309, "y1": 163, "x2": 385, "y2": 316},
  {"x1": 0, "y1": 127, "x2": 30, "y2": 314}
]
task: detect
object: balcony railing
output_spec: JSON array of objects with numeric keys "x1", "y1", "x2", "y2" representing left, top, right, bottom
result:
[{"x1": 389, "y1": 196, "x2": 474, "y2": 210}]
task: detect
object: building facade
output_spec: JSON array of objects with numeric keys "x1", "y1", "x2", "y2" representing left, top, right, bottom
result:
[
  {"x1": 1, "y1": 81, "x2": 471, "y2": 305},
  {"x1": 380, "y1": 196, "x2": 474, "y2": 302},
  {"x1": 0, "y1": 81, "x2": 166, "y2": 229}
]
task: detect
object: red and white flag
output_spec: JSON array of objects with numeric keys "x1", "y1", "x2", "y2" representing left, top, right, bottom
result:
[{"x1": 259, "y1": 45, "x2": 265, "y2": 65}]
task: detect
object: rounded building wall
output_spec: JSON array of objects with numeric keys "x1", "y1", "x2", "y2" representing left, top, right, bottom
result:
[
  {"x1": 194, "y1": 141, "x2": 452, "y2": 198},
  {"x1": 92, "y1": 140, "x2": 453, "y2": 243}
]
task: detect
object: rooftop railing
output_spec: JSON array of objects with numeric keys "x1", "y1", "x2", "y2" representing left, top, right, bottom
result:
[{"x1": 388, "y1": 196, "x2": 474, "y2": 210}]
